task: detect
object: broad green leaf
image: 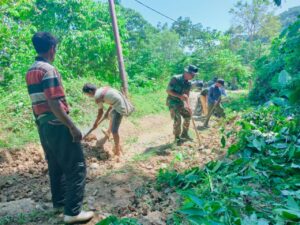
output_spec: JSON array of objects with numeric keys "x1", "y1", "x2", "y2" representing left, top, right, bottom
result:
[
  {"x1": 291, "y1": 163, "x2": 300, "y2": 169},
  {"x1": 275, "y1": 208, "x2": 300, "y2": 221},
  {"x1": 278, "y1": 70, "x2": 291, "y2": 87},
  {"x1": 272, "y1": 143, "x2": 288, "y2": 149},
  {"x1": 178, "y1": 208, "x2": 206, "y2": 216},
  {"x1": 287, "y1": 197, "x2": 300, "y2": 210},
  {"x1": 228, "y1": 144, "x2": 240, "y2": 155}
]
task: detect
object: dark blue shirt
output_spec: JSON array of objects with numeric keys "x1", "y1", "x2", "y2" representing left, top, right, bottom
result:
[{"x1": 208, "y1": 85, "x2": 221, "y2": 104}]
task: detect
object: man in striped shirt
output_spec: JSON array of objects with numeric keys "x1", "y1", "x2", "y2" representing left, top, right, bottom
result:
[{"x1": 26, "y1": 32, "x2": 93, "y2": 224}]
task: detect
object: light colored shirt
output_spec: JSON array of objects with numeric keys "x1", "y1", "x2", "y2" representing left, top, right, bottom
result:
[{"x1": 94, "y1": 87, "x2": 127, "y2": 115}]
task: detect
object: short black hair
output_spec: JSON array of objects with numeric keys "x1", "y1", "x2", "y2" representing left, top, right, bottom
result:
[
  {"x1": 82, "y1": 83, "x2": 97, "y2": 94},
  {"x1": 217, "y1": 79, "x2": 225, "y2": 86},
  {"x1": 32, "y1": 32, "x2": 58, "y2": 54}
]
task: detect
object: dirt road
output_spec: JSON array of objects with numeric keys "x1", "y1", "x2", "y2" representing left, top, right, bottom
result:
[{"x1": 0, "y1": 92, "x2": 234, "y2": 224}]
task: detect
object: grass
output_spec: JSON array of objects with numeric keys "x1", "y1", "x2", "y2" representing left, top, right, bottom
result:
[
  {"x1": 223, "y1": 90, "x2": 252, "y2": 113},
  {"x1": 0, "y1": 210, "x2": 56, "y2": 225},
  {"x1": 0, "y1": 78, "x2": 168, "y2": 149}
]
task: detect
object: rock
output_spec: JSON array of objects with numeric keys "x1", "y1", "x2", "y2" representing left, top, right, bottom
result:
[
  {"x1": 84, "y1": 134, "x2": 97, "y2": 142},
  {"x1": 0, "y1": 151, "x2": 13, "y2": 163},
  {"x1": 89, "y1": 163, "x2": 100, "y2": 170},
  {"x1": 45, "y1": 192, "x2": 52, "y2": 202},
  {"x1": 0, "y1": 198, "x2": 36, "y2": 216},
  {"x1": 0, "y1": 194, "x2": 7, "y2": 202},
  {"x1": 33, "y1": 155, "x2": 41, "y2": 163},
  {"x1": 141, "y1": 211, "x2": 165, "y2": 225},
  {"x1": 99, "y1": 152, "x2": 109, "y2": 160}
]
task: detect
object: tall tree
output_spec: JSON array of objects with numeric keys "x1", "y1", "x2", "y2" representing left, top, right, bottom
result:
[
  {"x1": 229, "y1": 0, "x2": 280, "y2": 42},
  {"x1": 279, "y1": 6, "x2": 300, "y2": 29}
]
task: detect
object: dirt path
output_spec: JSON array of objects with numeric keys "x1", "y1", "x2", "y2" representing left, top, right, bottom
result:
[{"x1": 0, "y1": 92, "x2": 235, "y2": 224}]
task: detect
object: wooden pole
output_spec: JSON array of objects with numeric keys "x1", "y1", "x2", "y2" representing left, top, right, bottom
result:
[
  {"x1": 108, "y1": 0, "x2": 128, "y2": 96},
  {"x1": 185, "y1": 100, "x2": 201, "y2": 146},
  {"x1": 203, "y1": 97, "x2": 221, "y2": 127}
]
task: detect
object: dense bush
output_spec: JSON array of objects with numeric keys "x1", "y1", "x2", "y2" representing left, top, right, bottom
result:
[
  {"x1": 249, "y1": 18, "x2": 300, "y2": 104},
  {"x1": 157, "y1": 105, "x2": 300, "y2": 224}
]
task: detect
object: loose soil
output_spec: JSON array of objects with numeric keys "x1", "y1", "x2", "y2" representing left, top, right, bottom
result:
[{"x1": 0, "y1": 92, "x2": 237, "y2": 225}]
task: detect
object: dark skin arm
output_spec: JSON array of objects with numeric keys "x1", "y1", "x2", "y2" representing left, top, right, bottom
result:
[
  {"x1": 92, "y1": 106, "x2": 112, "y2": 129},
  {"x1": 93, "y1": 108, "x2": 104, "y2": 129},
  {"x1": 167, "y1": 90, "x2": 192, "y2": 114},
  {"x1": 48, "y1": 99, "x2": 82, "y2": 142},
  {"x1": 166, "y1": 90, "x2": 189, "y2": 101}
]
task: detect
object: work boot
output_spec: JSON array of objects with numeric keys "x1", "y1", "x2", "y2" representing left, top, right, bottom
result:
[
  {"x1": 175, "y1": 136, "x2": 183, "y2": 146},
  {"x1": 181, "y1": 131, "x2": 193, "y2": 141},
  {"x1": 64, "y1": 211, "x2": 94, "y2": 224}
]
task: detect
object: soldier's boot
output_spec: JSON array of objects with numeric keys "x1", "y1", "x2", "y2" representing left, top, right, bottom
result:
[
  {"x1": 175, "y1": 136, "x2": 184, "y2": 146},
  {"x1": 180, "y1": 130, "x2": 193, "y2": 141}
]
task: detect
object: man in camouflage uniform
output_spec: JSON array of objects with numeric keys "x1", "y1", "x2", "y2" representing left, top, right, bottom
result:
[{"x1": 166, "y1": 65, "x2": 198, "y2": 145}]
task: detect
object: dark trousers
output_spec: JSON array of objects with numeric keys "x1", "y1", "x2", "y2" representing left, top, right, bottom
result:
[{"x1": 38, "y1": 121, "x2": 86, "y2": 216}]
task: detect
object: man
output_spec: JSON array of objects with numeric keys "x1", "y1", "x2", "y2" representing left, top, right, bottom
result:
[
  {"x1": 82, "y1": 83, "x2": 128, "y2": 156},
  {"x1": 207, "y1": 79, "x2": 226, "y2": 118},
  {"x1": 166, "y1": 65, "x2": 198, "y2": 145},
  {"x1": 191, "y1": 80, "x2": 204, "y2": 116},
  {"x1": 25, "y1": 32, "x2": 93, "y2": 224}
]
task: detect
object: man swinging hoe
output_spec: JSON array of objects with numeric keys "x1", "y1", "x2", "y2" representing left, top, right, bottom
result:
[{"x1": 82, "y1": 83, "x2": 134, "y2": 156}]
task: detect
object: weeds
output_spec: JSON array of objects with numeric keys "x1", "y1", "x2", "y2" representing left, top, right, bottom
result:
[{"x1": 157, "y1": 105, "x2": 300, "y2": 224}]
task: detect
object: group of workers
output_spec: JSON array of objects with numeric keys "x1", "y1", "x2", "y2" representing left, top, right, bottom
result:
[
  {"x1": 166, "y1": 65, "x2": 226, "y2": 145},
  {"x1": 25, "y1": 32, "x2": 226, "y2": 223}
]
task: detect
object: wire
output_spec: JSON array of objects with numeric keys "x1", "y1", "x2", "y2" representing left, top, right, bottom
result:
[{"x1": 133, "y1": 0, "x2": 176, "y2": 22}]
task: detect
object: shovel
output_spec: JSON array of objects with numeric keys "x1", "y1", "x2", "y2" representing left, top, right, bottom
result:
[
  {"x1": 83, "y1": 116, "x2": 107, "y2": 140},
  {"x1": 203, "y1": 97, "x2": 221, "y2": 127}
]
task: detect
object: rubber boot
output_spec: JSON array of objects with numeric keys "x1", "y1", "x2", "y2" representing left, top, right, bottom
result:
[
  {"x1": 174, "y1": 136, "x2": 183, "y2": 146},
  {"x1": 181, "y1": 130, "x2": 193, "y2": 141}
]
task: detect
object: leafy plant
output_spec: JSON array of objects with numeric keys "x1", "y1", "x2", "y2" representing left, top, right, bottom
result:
[{"x1": 96, "y1": 216, "x2": 140, "y2": 225}]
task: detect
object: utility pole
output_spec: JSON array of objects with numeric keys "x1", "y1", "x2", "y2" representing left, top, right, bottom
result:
[{"x1": 108, "y1": 0, "x2": 128, "y2": 96}]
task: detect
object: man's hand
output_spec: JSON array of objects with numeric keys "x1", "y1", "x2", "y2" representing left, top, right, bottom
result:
[
  {"x1": 180, "y1": 94, "x2": 189, "y2": 101},
  {"x1": 69, "y1": 126, "x2": 82, "y2": 142}
]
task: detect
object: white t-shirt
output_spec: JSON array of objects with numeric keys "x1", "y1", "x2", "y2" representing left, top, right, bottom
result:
[{"x1": 94, "y1": 87, "x2": 127, "y2": 115}]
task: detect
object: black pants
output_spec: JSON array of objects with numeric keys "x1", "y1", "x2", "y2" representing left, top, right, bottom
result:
[{"x1": 38, "y1": 121, "x2": 86, "y2": 216}]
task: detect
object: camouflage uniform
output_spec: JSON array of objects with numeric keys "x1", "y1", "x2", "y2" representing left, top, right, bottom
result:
[{"x1": 166, "y1": 74, "x2": 192, "y2": 138}]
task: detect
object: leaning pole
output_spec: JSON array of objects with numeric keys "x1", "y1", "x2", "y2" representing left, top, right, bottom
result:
[{"x1": 108, "y1": 0, "x2": 128, "y2": 96}]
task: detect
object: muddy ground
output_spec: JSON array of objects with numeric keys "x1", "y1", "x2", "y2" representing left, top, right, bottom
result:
[{"x1": 0, "y1": 93, "x2": 237, "y2": 225}]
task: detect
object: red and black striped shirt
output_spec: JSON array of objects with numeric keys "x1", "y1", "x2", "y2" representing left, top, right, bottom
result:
[{"x1": 26, "y1": 57, "x2": 69, "y2": 118}]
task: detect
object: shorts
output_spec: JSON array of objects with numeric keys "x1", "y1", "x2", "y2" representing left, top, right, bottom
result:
[{"x1": 111, "y1": 110, "x2": 123, "y2": 134}]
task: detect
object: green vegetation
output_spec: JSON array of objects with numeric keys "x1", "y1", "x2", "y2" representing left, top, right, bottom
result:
[
  {"x1": 0, "y1": 79, "x2": 168, "y2": 148},
  {"x1": 157, "y1": 105, "x2": 300, "y2": 224},
  {"x1": 249, "y1": 17, "x2": 300, "y2": 105},
  {"x1": 96, "y1": 215, "x2": 139, "y2": 225},
  {"x1": 0, "y1": 210, "x2": 56, "y2": 225},
  {"x1": 1, "y1": 0, "x2": 300, "y2": 224}
]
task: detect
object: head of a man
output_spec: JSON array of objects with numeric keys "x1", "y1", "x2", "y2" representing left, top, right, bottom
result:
[
  {"x1": 216, "y1": 79, "x2": 225, "y2": 87},
  {"x1": 82, "y1": 83, "x2": 97, "y2": 97},
  {"x1": 32, "y1": 32, "x2": 58, "y2": 62},
  {"x1": 184, "y1": 65, "x2": 198, "y2": 81}
]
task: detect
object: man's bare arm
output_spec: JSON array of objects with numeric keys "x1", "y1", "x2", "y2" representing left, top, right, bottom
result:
[{"x1": 167, "y1": 90, "x2": 188, "y2": 101}]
